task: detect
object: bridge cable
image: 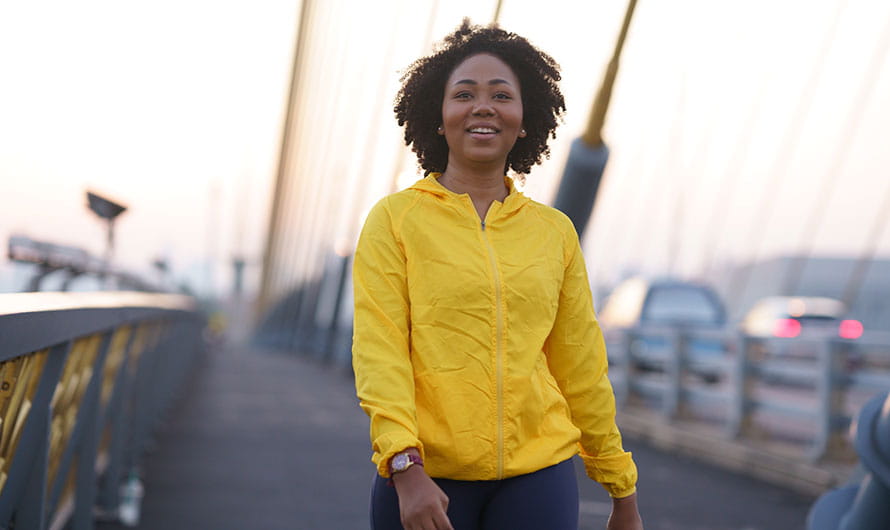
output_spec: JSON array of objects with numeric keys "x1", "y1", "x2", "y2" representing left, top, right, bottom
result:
[
  {"x1": 283, "y1": 1, "x2": 340, "y2": 289},
  {"x1": 591, "y1": 119, "x2": 655, "y2": 289},
  {"x1": 722, "y1": 0, "x2": 849, "y2": 314},
  {"x1": 782, "y1": 9, "x2": 890, "y2": 296},
  {"x1": 841, "y1": 179, "x2": 890, "y2": 310},
  {"x1": 280, "y1": 2, "x2": 346, "y2": 338},
  {"x1": 259, "y1": 0, "x2": 316, "y2": 310},
  {"x1": 385, "y1": 0, "x2": 440, "y2": 198},
  {"x1": 621, "y1": 61, "x2": 688, "y2": 280},
  {"x1": 697, "y1": 79, "x2": 769, "y2": 280},
  {"x1": 492, "y1": 0, "x2": 504, "y2": 26}
]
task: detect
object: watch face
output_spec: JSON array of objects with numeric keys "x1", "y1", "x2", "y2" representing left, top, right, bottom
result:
[{"x1": 393, "y1": 453, "x2": 409, "y2": 471}]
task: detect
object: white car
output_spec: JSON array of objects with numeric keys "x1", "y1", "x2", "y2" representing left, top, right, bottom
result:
[{"x1": 739, "y1": 296, "x2": 863, "y2": 363}]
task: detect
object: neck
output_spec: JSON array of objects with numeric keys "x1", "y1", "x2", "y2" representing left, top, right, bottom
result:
[
  {"x1": 438, "y1": 161, "x2": 510, "y2": 222},
  {"x1": 438, "y1": 161, "x2": 508, "y2": 204}
]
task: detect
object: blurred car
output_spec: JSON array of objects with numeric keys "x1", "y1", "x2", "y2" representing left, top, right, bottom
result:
[
  {"x1": 598, "y1": 277, "x2": 729, "y2": 383},
  {"x1": 739, "y1": 296, "x2": 863, "y2": 363}
]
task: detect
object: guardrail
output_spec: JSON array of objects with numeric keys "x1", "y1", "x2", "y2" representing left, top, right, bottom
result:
[
  {"x1": 607, "y1": 326, "x2": 890, "y2": 461},
  {"x1": 0, "y1": 292, "x2": 205, "y2": 530}
]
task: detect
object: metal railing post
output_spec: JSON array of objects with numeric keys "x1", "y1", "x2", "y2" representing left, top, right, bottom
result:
[
  {"x1": 132, "y1": 325, "x2": 168, "y2": 461},
  {"x1": 96, "y1": 328, "x2": 139, "y2": 514},
  {"x1": 727, "y1": 334, "x2": 753, "y2": 439},
  {"x1": 72, "y1": 331, "x2": 115, "y2": 530},
  {"x1": 323, "y1": 255, "x2": 351, "y2": 364},
  {"x1": 811, "y1": 338, "x2": 849, "y2": 461},
  {"x1": 664, "y1": 328, "x2": 686, "y2": 419},
  {"x1": 281, "y1": 286, "x2": 305, "y2": 350},
  {"x1": 43, "y1": 334, "x2": 108, "y2": 523},
  {"x1": 618, "y1": 329, "x2": 637, "y2": 407},
  {"x1": 611, "y1": 330, "x2": 629, "y2": 408},
  {"x1": 0, "y1": 341, "x2": 71, "y2": 528},
  {"x1": 16, "y1": 414, "x2": 51, "y2": 530}
]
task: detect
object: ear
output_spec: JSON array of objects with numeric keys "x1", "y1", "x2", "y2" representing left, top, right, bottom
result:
[
  {"x1": 518, "y1": 126, "x2": 527, "y2": 138},
  {"x1": 437, "y1": 125, "x2": 445, "y2": 136}
]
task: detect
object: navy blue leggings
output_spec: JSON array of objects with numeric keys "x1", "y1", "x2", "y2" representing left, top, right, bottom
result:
[{"x1": 370, "y1": 458, "x2": 579, "y2": 530}]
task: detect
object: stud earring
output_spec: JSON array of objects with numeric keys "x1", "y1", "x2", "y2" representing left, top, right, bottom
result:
[
  {"x1": 437, "y1": 126, "x2": 444, "y2": 134},
  {"x1": 520, "y1": 129, "x2": 527, "y2": 137}
]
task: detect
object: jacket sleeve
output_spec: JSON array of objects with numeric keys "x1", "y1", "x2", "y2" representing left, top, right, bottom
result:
[
  {"x1": 351, "y1": 198, "x2": 422, "y2": 477},
  {"x1": 543, "y1": 227, "x2": 638, "y2": 498}
]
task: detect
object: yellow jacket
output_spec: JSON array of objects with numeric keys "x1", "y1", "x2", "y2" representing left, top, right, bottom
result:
[{"x1": 352, "y1": 174, "x2": 637, "y2": 498}]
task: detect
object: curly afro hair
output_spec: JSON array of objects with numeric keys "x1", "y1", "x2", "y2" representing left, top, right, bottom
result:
[{"x1": 394, "y1": 19, "x2": 565, "y2": 176}]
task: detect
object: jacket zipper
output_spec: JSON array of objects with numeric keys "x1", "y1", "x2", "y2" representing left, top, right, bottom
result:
[{"x1": 481, "y1": 218, "x2": 505, "y2": 479}]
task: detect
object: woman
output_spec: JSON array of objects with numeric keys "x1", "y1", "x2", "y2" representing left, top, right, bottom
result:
[{"x1": 353, "y1": 20, "x2": 643, "y2": 530}]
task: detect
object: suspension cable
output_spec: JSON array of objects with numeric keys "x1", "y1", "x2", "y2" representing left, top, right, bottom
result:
[
  {"x1": 698, "y1": 79, "x2": 769, "y2": 279},
  {"x1": 492, "y1": 0, "x2": 504, "y2": 25},
  {"x1": 782, "y1": 10, "x2": 890, "y2": 295},
  {"x1": 723, "y1": 0, "x2": 848, "y2": 311},
  {"x1": 842, "y1": 179, "x2": 890, "y2": 309}
]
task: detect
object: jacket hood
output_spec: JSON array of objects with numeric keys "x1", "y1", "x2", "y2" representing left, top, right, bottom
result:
[{"x1": 408, "y1": 173, "x2": 531, "y2": 215}]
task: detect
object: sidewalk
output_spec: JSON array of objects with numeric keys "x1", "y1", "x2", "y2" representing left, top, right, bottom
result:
[
  {"x1": 97, "y1": 344, "x2": 816, "y2": 530},
  {"x1": 99, "y1": 345, "x2": 372, "y2": 530}
]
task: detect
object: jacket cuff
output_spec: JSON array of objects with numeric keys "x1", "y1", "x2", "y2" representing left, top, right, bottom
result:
[
  {"x1": 372, "y1": 432, "x2": 424, "y2": 478},
  {"x1": 580, "y1": 451, "x2": 638, "y2": 498}
]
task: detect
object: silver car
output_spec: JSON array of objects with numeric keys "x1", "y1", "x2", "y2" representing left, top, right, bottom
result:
[{"x1": 598, "y1": 277, "x2": 729, "y2": 383}]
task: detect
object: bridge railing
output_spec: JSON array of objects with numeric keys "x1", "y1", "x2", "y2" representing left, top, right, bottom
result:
[
  {"x1": 0, "y1": 292, "x2": 205, "y2": 530},
  {"x1": 607, "y1": 326, "x2": 890, "y2": 462}
]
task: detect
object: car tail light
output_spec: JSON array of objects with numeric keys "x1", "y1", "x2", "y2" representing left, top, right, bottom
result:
[
  {"x1": 839, "y1": 319, "x2": 863, "y2": 339},
  {"x1": 773, "y1": 318, "x2": 801, "y2": 338}
]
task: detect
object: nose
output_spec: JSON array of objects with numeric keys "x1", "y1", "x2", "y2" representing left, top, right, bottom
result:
[{"x1": 472, "y1": 101, "x2": 494, "y2": 116}]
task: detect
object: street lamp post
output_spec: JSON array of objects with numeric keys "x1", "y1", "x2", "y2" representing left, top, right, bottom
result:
[{"x1": 86, "y1": 191, "x2": 127, "y2": 287}]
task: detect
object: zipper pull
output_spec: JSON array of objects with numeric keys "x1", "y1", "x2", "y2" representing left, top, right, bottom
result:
[{"x1": 481, "y1": 220, "x2": 486, "y2": 231}]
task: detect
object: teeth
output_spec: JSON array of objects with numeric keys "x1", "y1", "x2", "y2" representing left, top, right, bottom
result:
[{"x1": 469, "y1": 127, "x2": 497, "y2": 133}]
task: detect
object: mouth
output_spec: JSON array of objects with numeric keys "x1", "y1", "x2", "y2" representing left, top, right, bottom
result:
[{"x1": 466, "y1": 126, "x2": 499, "y2": 135}]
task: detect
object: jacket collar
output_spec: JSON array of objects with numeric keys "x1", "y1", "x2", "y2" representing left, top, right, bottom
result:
[{"x1": 409, "y1": 173, "x2": 531, "y2": 214}]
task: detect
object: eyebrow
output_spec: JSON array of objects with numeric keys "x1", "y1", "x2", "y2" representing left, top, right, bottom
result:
[{"x1": 453, "y1": 78, "x2": 513, "y2": 86}]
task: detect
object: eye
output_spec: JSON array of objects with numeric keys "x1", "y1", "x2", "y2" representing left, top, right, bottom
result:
[
  {"x1": 494, "y1": 92, "x2": 513, "y2": 100},
  {"x1": 454, "y1": 91, "x2": 472, "y2": 100}
]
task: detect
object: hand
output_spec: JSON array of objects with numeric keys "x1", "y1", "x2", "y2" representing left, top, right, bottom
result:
[
  {"x1": 606, "y1": 492, "x2": 643, "y2": 530},
  {"x1": 392, "y1": 464, "x2": 453, "y2": 530}
]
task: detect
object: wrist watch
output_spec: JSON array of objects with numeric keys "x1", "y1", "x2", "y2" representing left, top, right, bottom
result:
[{"x1": 390, "y1": 452, "x2": 423, "y2": 474}]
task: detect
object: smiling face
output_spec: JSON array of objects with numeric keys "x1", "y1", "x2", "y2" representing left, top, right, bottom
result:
[{"x1": 439, "y1": 53, "x2": 525, "y2": 172}]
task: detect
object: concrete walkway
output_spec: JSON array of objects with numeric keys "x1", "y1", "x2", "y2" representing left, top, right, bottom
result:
[
  {"x1": 99, "y1": 345, "x2": 371, "y2": 530},
  {"x1": 97, "y1": 344, "x2": 818, "y2": 530}
]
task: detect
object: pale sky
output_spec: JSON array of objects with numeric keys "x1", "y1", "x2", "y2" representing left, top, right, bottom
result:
[
  {"x1": 0, "y1": 0, "x2": 300, "y2": 294},
  {"x1": 2, "y1": 0, "x2": 889, "y2": 296}
]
